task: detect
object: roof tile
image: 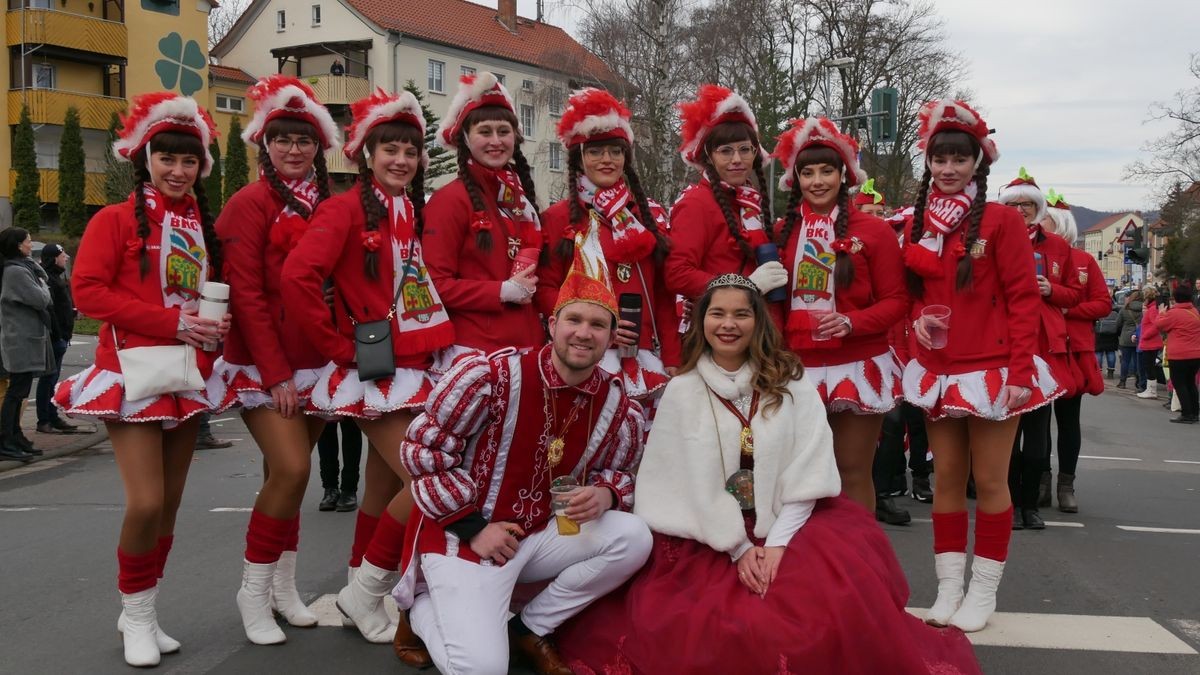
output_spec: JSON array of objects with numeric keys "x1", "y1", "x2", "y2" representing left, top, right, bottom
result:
[{"x1": 210, "y1": 64, "x2": 257, "y2": 85}]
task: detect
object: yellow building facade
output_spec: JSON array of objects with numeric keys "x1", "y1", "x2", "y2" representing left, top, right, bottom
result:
[{"x1": 3, "y1": 0, "x2": 213, "y2": 226}]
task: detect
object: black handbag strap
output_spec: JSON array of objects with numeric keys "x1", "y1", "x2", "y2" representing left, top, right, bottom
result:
[{"x1": 340, "y1": 281, "x2": 404, "y2": 327}]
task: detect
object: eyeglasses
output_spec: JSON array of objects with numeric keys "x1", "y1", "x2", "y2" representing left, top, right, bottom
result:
[
  {"x1": 711, "y1": 144, "x2": 758, "y2": 161},
  {"x1": 583, "y1": 146, "x2": 626, "y2": 160},
  {"x1": 270, "y1": 136, "x2": 318, "y2": 153},
  {"x1": 1010, "y1": 200, "x2": 1038, "y2": 210}
]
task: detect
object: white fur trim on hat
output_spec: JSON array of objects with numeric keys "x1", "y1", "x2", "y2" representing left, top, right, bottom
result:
[
  {"x1": 345, "y1": 90, "x2": 426, "y2": 161},
  {"x1": 679, "y1": 89, "x2": 761, "y2": 171},
  {"x1": 112, "y1": 95, "x2": 216, "y2": 177},
  {"x1": 773, "y1": 117, "x2": 867, "y2": 191},
  {"x1": 242, "y1": 83, "x2": 342, "y2": 153},
  {"x1": 562, "y1": 111, "x2": 632, "y2": 146},
  {"x1": 997, "y1": 182, "x2": 1046, "y2": 224},
  {"x1": 436, "y1": 72, "x2": 515, "y2": 149}
]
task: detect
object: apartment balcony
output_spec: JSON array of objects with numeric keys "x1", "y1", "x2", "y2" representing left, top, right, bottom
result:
[
  {"x1": 325, "y1": 150, "x2": 357, "y2": 175},
  {"x1": 303, "y1": 73, "x2": 370, "y2": 106},
  {"x1": 6, "y1": 9, "x2": 126, "y2": 59},
  {"x1": 9, "y1": 88, "x2": 127, "y2": 130},
  {"x1": 9, "y1": 169, "x2": 106, "y2": 206}
]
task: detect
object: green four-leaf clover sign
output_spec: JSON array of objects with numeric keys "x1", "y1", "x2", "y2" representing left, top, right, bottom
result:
[{"x1": 156, "y1": 32, "x2": 206, "y2": 96}]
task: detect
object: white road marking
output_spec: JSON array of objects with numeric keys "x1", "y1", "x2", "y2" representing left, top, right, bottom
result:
[
  {"x1": 1164, "y1": 460, "x2": 1200, "y2": 465},
  {"x1": 0, "y1": 507, "x2": 39, "y2": 512},
  {"x1": 1117, "y1": 526, "x2": 1200, "y2": 535},
  {"x1": 1079, "y1": 455, "x2": 1142, "y2": 462},
  {"x1": 209, "y1": 507, "x2": 254, "y2": 512},
  {"x1": 210, "y1": 417, "x2": 237, "y2": 424},
  {"x1": 906, "y1": 609, "x2": 1197, "y2": 653},
  {"x1": 309, "y1": 593, "x2": 398, "y2": 627},
  {"x1": 1169, "y1": 619, "x2": 1200, "y2": 646},
  {"x1": 910, "y1": 517, "x2": 1083, "y2": 528}
]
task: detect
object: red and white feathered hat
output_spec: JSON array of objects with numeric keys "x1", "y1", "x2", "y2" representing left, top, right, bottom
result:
[
  {"x1": 344, "y1": 88, "x2": 427, "y2": 164},
  {"x1": 241, "y1": 75, "x2": 341, "y2": 151},
  {"x1": 997, "y1": 166, "x2": 1046, "y2": 223},
  {"x1": 436, "y1": 72, "x2": 515, "y2": 149},
  {"x1": 677, "y1": 84, "x2": 761, "y2": 171},
  {"x1": 917, "y1": 99, "x2": 1000, "y2": 165},
  {"x1": 112, "y1": 92, "x2": 218, "y2": 177},
  {"x1": 556, "y1": 88, "x2": 634, "y2": 148},
  {"x1": 771, "y1": 117, "x2": 866, "y2": 190}
]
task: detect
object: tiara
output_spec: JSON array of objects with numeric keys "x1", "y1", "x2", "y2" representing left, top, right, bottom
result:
[{"x1": 706, "y1": 273, "x2": 758, "y2": 293}]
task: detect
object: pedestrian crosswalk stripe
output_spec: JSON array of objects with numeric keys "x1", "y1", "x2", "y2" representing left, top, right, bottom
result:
[
  {"x1": 1164, "y1": 459, "x2": 1200, "y2": 465},
  {"x1": 1117, "y1": 525, "x2": 1200, "y2": 535},
  {"x1": 209, "y1": 507, "x2": 253, "y2": 512},
  {"x1": 1079, "y1": 455, "x2": 1142, "y2": 462},
  {"x1": 906, "y1": 609, "x2": 1196, "y2": 653}
]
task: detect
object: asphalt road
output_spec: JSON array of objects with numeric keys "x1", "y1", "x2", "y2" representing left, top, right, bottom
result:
[{"x1": 1, "y1": 337, "x2": 1197, "y2": 674}]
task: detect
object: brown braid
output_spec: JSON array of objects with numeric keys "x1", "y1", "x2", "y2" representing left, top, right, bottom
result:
[
  {"x1": 510, "y1": 147, "x2": 540, "y2": 219},
  {"x1": 560, "y1": 147, "x2": 584, "y2": 261},
  {"x1": 259, "y1": 152, "x2": 313, "y2": 218},
  {"x1": 905, "y1": 166, "x2": 934, "y2": 298},
  {"x1": 410, "y1": 163, "x2": 427, "y2": 238},
  {"x1": 455, "y1": 147, "x2": 492, "y2": 251},
  {"x1": 357, "y1": 162, "x2": 387, "y2": 279},
  {"x1": 955, "y1": 164, "x2": 990, "y2": 290},
  {"x1": 313, "y1": 151, "x2": 332, "y2": 205},
  {"x1": 751, "y1": 155, "x2": 773, "y2": 240},
  {"x1": 132, "y1": 167, "x2": 152, "y2": 277},
  {"x1": 774, "y1": 187, "x2": 802, "y2": 250},
  {"x1": 832, "y1": 184, "x2": 854, "y2": 289},
  {"x1": 192, "y1": 179, "x2": 222, "y2": 279},
  {"x1": 703, "y1": 162, "x2": 755, "y2": 261},
  {"x1": 624, "y1": 162, "x2": 670, "y2": 258}
]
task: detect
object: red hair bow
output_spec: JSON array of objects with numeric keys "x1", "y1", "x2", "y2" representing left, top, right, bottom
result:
[
  {"x1": 125, "y1": 239, "x2": 143, "y2": 258},
  {"x1": 361, "y1": 230, "x2": 382, "y2": 252},
  {"x1": 831, "y1": 238, "x2": 853, "y2": 253},
  {"x1": 950, "y1": 242, "x2": 967, "y2": 259},
  {"x1": 469, "y1": 211, "x2": 493, "y2": 233}
]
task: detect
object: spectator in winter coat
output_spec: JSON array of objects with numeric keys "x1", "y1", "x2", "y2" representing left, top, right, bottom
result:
[
  {"x1": 1156, "y1": 286, "x2": 1200, "y2": 423},
  {"x1": 35, "y1": 244, "x2": 79, "y2": 433},
  {"x1": 0, "y1": 227, "x2": 53, "y2": 462},
  {"x1": 1115, "y1": 290, "x2": 1142, "y2": 388},
  {"x1": 1136, "y1": 288, "x2": 1168, "y2": 399},
  {"x1": 1094, "y1": 295, "x2": 1120, "y2": 377}
]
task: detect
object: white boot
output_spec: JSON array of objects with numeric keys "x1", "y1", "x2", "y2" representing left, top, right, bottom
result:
[
  {"x1": 120, "y1": 588, "x2": 162, "y2": 667},
  {"x1": 236, "y1": 560, "x2": 287, "y2": 645},
  {"x1": 271, "y1": 551, "x2": 318, "y2": 627},
  {"x1": 118, "y1": 609, "x2": 181, "y2": 654},
  {"x1": 925, "y1": 552, "x2": 966, "y2": 627},
  {"x1": 336, "y1": 560, "x2": 398, "y2": 643},
  {"x1": 1136, "y1": 381, "x2": 1158, "y2": 398},
  {"x1": 342, "y1": 566, "x2": 357, "y2": 627},
  {"x1": 949, "y1": 556, "x2": 1005, "y2": 632}
]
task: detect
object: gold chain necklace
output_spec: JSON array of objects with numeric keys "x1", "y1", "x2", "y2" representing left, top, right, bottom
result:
[{"x1": 540, "y1": 371, "x2": 589, "y2": 468}]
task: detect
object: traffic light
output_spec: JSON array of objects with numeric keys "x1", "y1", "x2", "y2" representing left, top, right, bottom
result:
[
  {"x1": 871, "y1": 88, "x2": 898, "y2": 143},
  {"x1": 1126, "y1": 226, "x2": 1150, "y2": 265}
]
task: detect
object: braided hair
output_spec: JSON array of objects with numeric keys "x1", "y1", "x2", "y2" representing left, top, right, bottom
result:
[
  {"x1": 700, "y1": 121, "x2": 773, "y2": 261},
  {"x1": 259, "y1": 118, "x2": 327, "y2": 218},
  {"x1": 357, "y1": 120, "x2": 428, "y2": 279},
  {"x1": 560, "y1": 140, "x2": 670, "y2": 261},
  {"x1": 775, "y1": 146, "x2": 854, "y2": 288},
  {"x1": 132, "y1": 132, "x2": 222, "y2": 278},
  {"x1": 454, "y1": 106, "x2": 535, "y2": 252},
  {"x1": 906, "y1": 130, "x2": 990, "y2": 297}
]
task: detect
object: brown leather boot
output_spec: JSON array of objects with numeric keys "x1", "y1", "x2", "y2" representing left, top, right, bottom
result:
[
  {"x1": 510, "y1": 632, "x2": 572, "y2": 675},
  {"x1": 392, "y1": 612, "x2": 432, "y2": 668}
]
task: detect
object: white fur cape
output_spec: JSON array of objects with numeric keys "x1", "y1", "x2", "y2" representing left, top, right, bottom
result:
[{"x1": 633, "y1": 356, "x2": 841, "y2": 554}]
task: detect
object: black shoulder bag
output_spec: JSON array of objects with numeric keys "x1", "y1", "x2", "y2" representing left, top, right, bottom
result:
[{"x1": 341, "y1": 281, "x2": 404, "y2": 382}]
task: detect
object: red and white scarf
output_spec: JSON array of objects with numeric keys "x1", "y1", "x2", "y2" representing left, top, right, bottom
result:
[
  {"x1": 917, "y1": 181, "x2": 976, "y2": 256},
  {"x1": 468, "y1": 160, "x2": 543, "y2": 255},
  {"x1": 264, "y1": 169, "x2": 321, "y2": 252},
  {"x1": 789, "y1": 202, "x2": 838, "y2": 317},
  {"x1": 699, "y1": 175, "x2": 768, "y2": 248},
  {"x1": 132, "y1": 184, "x2": 207, "y2": 311},
  {"x1": 575, "y1": 176, "x2": 658, "y2": 263},
  {"x1": 369, "y1": 182, "x2": 451, "y2": 333}
]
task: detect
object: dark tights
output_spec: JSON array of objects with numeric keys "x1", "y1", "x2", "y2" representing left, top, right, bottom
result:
[
  {"x1": 1048, "y1": 395, "x2": 1082, "y2": 475},
  {"x1": 1010, "y1": 405, "x2": 1051, "y2": 510}
]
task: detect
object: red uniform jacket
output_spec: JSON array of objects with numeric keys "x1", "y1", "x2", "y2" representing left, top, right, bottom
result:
[
  {"x1": 780, "y1": 208, "x2": 907, "y2": 365},
  {"x1": 1031, "y1": 228, "x2": 1084, "y2": 355},
  {"x1": 1063, "y1": 249, "x2": 1111, "y2": 353},
  {"x1": 421, "y1": 174, "x2": 544, "y2": 352},
  {"x1": 664, "y1": 182, "x2": 757, "y2": 298},
  {"x1": 72, "y1": 200, "x2": 216, "y2": 377},
  {"x1": 400, "y1": 346, "x2": 644, "y2": 562},
  {"x1": 280, "y1": 189, "x2": 454, "y2": 369},
  {"x1": 217, "y1": 180, "x2": 324, "y2": 388},
  {"x1": 536, "y1": 199, "x2": 681, "y2": 367},
  {"x1": 907, "y1": 203, "x2": 1042, "y2": 389}
]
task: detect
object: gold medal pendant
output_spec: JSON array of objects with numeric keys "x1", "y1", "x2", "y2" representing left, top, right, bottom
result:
[
  {"x1": 548, "y1": 437, "x2": 565, "y2": 467},
  {"x1": 616, "y1": 262, "x2": 632, "y2": 283},
  {"x1": 739, "y1": 426, "x2": 754, "y2": 455}
]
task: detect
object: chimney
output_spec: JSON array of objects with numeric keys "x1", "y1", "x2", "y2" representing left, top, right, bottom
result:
[{"x1": 498, "y1": 0, "x2": 517, "y2": 32}]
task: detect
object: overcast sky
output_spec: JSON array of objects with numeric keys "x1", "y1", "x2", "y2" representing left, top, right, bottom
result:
[{"x1": 479, "y1": 0, "x2": 1199, "y2": 212}]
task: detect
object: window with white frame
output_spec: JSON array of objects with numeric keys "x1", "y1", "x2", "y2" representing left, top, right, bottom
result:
[
  {"x1": 276, "y1": 10, "x2": 286, "y2": 31},
  {"x1": 216, "y1": 94, "x2": 245, "y2": 114},
  {"x1": 495, "y1": 73, "x2": 506, "y2": 86},
  {"x1": 519, "y1": 104, "x2": 534, "y2": 137},
  {"x1": 428, "y1": 60, "x2": 445, "y2": 93},
  {"x1": 311, "y1": 4, "x2": 321, "y2": 25},
  {"x1": 521, "y1": 78, "x2": 534, "y2": 92},
  {"x1": 32, "y1": 63, "x2": 55, "y2": 89},
  {"x1": 549, "y1": 143, "x2": 563, "y2": 171},
  {"x1": 461, "y1": 66, "x2": 476, "y2": 77},
  {"x1": 548, "y1": 86, "x2": 563, "y2": 116}
]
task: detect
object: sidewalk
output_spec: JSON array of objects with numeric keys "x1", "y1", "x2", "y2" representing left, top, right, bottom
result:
[{"x1": 0, "y1": 403, "x2": 108, "y2": 473}]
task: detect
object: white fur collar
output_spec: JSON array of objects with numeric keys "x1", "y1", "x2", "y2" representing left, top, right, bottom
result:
[{"x1": 694, "y1": 353, "x2": 753, "y2": 401}]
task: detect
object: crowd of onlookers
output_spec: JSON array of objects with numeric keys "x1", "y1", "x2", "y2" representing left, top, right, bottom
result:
[{"x1": 1096, "y1": 280, "x2": 1200, "y2": 423}]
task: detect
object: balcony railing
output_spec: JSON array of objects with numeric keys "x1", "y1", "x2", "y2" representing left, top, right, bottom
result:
[
  {"x1": 9, "y1": 88, "x2": 127, "y2": 130},
  {"x1": 325, "y1": 150, "x2": 358, "y2": 175},
  {"x1": 9, "y1": 169, "x2": 106, "y2": 206},
  {"x1": 6, "y1": 8, "x2": 126, "y2": 59},
  {"x1": 302, "y1": 74, "x2": 371, "y2": 106}
]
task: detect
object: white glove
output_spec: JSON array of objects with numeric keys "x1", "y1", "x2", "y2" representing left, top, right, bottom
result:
[
  {"x1": 500, "y1": 279, "x2": 534, "y2": 304},
  {"x1": 748, "y1": 261, "x2": 788, "y2": 295}
]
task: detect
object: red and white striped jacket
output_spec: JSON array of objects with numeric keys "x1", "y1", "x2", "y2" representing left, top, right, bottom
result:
[{"x1": 400, "y1": 344, "x2": 645, "y2": 562}]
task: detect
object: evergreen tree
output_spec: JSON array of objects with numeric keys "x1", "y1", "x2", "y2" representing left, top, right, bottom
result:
[
  {"x1": 103, "y1": 111, "x2": 134, "y2": 204},
  {"x1": 204, "y1": 140, "x2": 223, "y2": 216},
  {"x1": 57, "y1": 107, "x2": 87, "y2": 236},
  {"x1": 404, "y1": 80, "x2": 454, "y2": 181},
  {"x1": 13, "y1": 105, "x2": 41, "y2": 232},
  {"x1": 224, "y1": 115, "x2": 249, "y2": 202}
]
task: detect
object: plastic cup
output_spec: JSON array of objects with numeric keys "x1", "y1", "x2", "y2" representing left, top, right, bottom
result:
[
  {"x1": 921, "y1": 304, "x2": 951, "y2": 350},
  {"x1": 512, "y1": 247, "x2": 540, "y2": 276},
  {"x1": 811, "y1": 309, "x2": 832, "y2": 342},
  {"x1": 550, "y1": 485, "x2": 580, "y2": 536}
]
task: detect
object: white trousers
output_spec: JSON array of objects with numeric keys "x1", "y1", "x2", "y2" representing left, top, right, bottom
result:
[{"x1": 410, "y1": 510, "x2": 652, "y2": 675}]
